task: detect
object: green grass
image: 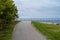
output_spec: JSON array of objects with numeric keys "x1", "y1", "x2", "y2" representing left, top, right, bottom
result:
[
  {"x1": 0, "y1": 21, "x2": 20, "y2": 40},
  {"x1": 32, "y1": 21, "x2": 60, "y2": 40}
]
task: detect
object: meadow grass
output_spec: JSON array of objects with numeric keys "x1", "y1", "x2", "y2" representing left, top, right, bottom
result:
[{"x1": 32, "y1": 21, "x2": 60, "y2": 40}]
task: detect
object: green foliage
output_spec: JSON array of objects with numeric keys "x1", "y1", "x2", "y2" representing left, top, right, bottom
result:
[
  {"x1": 0, "y1": 21, "x2": 20, "y2": 40},
  {"x1": 0, "y1": 0, "x2": 18, "y2": 20},
  {"x1": 0, "y1": 0, "x2": 18, "y2": 27},
  {"x1": 0, "y1": 0, "x2": 18, "y2": 39}
]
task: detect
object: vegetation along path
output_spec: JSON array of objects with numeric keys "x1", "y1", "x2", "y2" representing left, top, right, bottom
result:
[{"x1": 12, "y1": 21, "x2": 47, "y2": 40}]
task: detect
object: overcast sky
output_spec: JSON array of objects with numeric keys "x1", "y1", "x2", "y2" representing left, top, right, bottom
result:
[{"x1": 14, "y1": 0, "x2": 60, "y2": 18}]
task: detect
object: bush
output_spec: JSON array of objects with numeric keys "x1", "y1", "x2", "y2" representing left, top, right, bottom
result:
[{"x1": 0, "y1": 0, "x2": 18, "y2": 38}]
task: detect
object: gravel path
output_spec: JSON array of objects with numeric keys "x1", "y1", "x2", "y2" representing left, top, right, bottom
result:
[{"x1": 12, "y1": 21, "x2": 47, "y2": 40}]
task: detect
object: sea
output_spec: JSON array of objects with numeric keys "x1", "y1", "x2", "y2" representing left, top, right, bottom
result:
[{"x1": 16, "y1": 18, "x2": 60, "y2": 24}]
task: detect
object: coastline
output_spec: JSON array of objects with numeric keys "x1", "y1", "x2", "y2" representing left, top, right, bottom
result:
[{"x1": 40, "y1": 22, "x2": 60, "y2": 25}]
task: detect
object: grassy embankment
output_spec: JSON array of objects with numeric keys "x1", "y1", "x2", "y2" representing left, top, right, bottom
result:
[
  {"x1": 0, "y1": 21, "x2": 20, "y2": 40},
  {"x1": 32, "y1": 21, "x2": 60, "y2": 40}
]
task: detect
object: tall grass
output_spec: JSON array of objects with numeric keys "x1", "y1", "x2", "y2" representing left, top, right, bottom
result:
[
  {"x1": 32, "y1": 21, "x2": 60, "y2": 40},
  {"x1": 0, "y1": 21, "x2": 20, "y2": 40}
]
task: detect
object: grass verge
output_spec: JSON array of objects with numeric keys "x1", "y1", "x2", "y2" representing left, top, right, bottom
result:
[
  {"x1": 0, "y1": 21, "x2": 20, "y2": 40},
  {"x1": 32, "y1": 21, "x2": 60, "y2": 40}
]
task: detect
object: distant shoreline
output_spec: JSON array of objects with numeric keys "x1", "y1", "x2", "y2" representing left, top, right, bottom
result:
[{"x1": 40, "y1": 22, "x2": 60, "y2": 24}]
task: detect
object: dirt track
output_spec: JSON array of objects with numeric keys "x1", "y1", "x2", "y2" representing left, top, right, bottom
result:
[{"x1": 12, "y1": 21, "x2": 47, "y2": 40}]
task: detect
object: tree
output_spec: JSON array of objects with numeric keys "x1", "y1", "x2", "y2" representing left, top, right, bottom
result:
[
  {"x1": 0, "y1": 0, "x2": 18, "y2": 21},
  {"x1": 0, "y1": 0, "x2": 18, "y2": 33}
]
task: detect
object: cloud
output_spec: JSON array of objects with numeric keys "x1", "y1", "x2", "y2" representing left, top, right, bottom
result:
[
  {"x1": 14, "y1": 0, "x2": 60, "y2": 10},
  {"x1": 14, "y1": 0, "x2": 60, "y2": 18},
  {"x1": 19, "y1": 0, "x2": 60, "y2": 8}
]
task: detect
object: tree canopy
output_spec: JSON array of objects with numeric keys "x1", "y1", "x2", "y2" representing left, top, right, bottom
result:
[
  {"x1": 0, "y1": 0, "x2": 18, "y2": 21},
  {"x1": 0, "y1": 0, "x2": 18, "y2": 35}
]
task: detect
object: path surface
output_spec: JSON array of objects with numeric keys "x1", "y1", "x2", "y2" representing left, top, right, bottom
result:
[{"x1": 12, "y1": 21, "x2": 47, "y2": 40}]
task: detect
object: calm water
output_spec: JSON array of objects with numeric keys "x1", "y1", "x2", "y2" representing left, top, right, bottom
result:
[{"x1": 17, "y1": 18, "x2": 60, "y2": 23}]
